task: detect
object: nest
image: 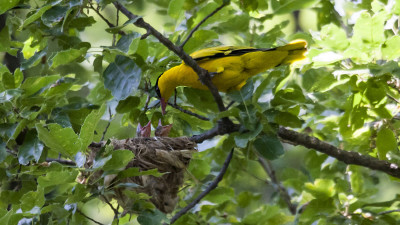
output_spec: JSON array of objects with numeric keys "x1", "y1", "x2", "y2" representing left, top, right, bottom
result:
[{"x1": 85, "y1": 137, "x2": 197, "y2": 213}]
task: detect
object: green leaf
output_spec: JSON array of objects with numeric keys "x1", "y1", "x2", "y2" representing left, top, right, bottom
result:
[
  {"x1": 349, "y1": 165, "x2": 364, "y2": 194},
  {"x1": 18, "y1": 130, "x2": 44, "y2": 165},
  {"x1": 23, "y1": 0, "x2": 62, "y2": 28},
  {"x1": 0, "y1": 123, "x2": 18, "y2": 139},
  {"x1": 0, "y1": 89, "x2": 21, "y2": 103},
  {"x1": 69, "y1": 16, "x2": 96, "y2": 30},
  {"x1": 237, "y1": 191, "x2": 261, "y2": 208},
  {"x1": 188, "y1": 158, "x2": 211, "y2": 180},
  {"x1": 274, "y1": 111, "x2": 303, "y2": 128},
  {"x1": 316, "y1": 24, "x2": 349, "y2": 50},
  {"x1": 41, "y1": 5, "x2": 69, "y2": 27},
  {"x1": 116, "y1": 96, "x2": 140, "y2": 113},
  {"x1": 66, "y1": 183, "x2": 87, "y2": 204},
  {"x1": 382, "y1": 36, "x2": 400, "y2": 60},
  {"x1": 93, "y1": 154, "x2": 112, "y2": 169},
  {"x1": 14, "y1": 68, "x2": 23, "y2": 87},
  {"x1": 376, "y1": 128, "x2": 397, "y2": 160},
  {"x1": 20, "y1": 49, "x2": 47, "y2": 70},
  {"x1": 273, "y1": 0, "x2": 319, "y2": 14},
  {"x1": 36, "y1": 123, "x2": 82, "y2": 157},
  {"x1": 20, "y1": 187, "x2": 45, "y2": 212},
  {"x1": 204, "y1": 186, "x2": 234, "y2": 204},
  {"x1": 80, "y1": 104, "x2": 106, "y2": 149},
  {"x1": 304, "y1": 179, "x2": 336, "y2": 199},
  {"x1": 51, "y1": 47, "x2": 88, "y2": 68},
  {"x1": 271, "y1": 85, "x2": 305, "y2": 108},
  {"x1": 87, "y1": 82, "x2": 112, "y2": 104},
  {"x1": 20, "y1": 75, "x2": 60, "y2": 96},
  {"x1": 302, "y1": 68, "x2": 344, "y2": 92},
  {"x1": 38, "y1": 170, "x2": 79, "y2": 187},
  {"x1": 116, "y1": 32, "x2": 141, "y2": 53},
  {"x1": 0, "y1": 142, "x2": 7, "y2": 163},
  {"x1": 0, "y1": 0, "x2": 19, "y2": 14},
  {"x1": 103, "y1": 150, "x2": 135, "y2": 171},
  {"x1": 2, "y1": 72, "x2": 15, "y2": 89},
  {"x1": 168, "y1": 0, "x2": 185, "y2": 19},
  {"x1": 253, "y1": 134, "x2": 284, "y2": 160},
  {"x1": 137, "y1": 210, "x2": 167, "y2": 225},
  {"x1": 0, "y1": 26, "x2": 10, "y2": 52},
  {"x1": 103, "y1": 55, "x2": 142, "y2": 100}
]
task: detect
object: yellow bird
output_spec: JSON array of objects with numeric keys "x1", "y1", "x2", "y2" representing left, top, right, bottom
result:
[{"x1": 155, "y1": 40, "x2": 307, "y2": 114}]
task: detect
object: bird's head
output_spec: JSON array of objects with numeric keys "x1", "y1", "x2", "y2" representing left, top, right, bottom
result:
[{"x1": 155, "y1": 72, "x2": 175, "y2": 115}]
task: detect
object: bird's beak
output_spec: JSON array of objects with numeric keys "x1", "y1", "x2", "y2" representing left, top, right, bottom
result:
[{"x1": 161, "y1": 98, "x2": 167, "y2": 115}]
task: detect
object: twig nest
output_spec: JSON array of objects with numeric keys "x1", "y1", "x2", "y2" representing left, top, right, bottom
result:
[{"x1": 86, "y1": 137, "x2": 197, "y2": 213}]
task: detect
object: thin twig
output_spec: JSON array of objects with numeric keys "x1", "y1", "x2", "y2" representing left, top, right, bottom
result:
[
  {"x1": 168, "y1": 102, "x2": 210, "y2": 121},
  {"x1": 77, "y1": 208, "x2": 104, "y2": 225},
  {"x1": 258, "y1": 157, "x2": 297, "y2": 215},
  {"x1": 46, "y1": 158, "x2": 76, "y2": 166},
  {"x1": 387, "y1": 94, "x2": 400, "y2": 104},
  {"x1": 6, "y1": 149, "x2": 17, "y2": 157},
  {"x1": 169, "y1": 149, "x2": 234, "y2": 224},
  {"x1": 88, "y1": 2, "x2": 125, "y2": 35},
  {"x1": 102, "y1": 196, "x2": 119, "y2": 220},
  {"x1": 378, "y1": 209, "x2": 400, "y2": 215},
  {"x1": 179, "y1": 2, "x2": 228, "y2": 48},
  {"x1": 101, "y1": 107, "x2": 113, "y2": 141},
  {"x1": 226, "y1": 100, "x2": 235, "y2": 109}
]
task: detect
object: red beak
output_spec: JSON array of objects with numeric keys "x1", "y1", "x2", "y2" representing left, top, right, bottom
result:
[{"x1": 161, "y1": 98, "x2": 167, "y2": 115}]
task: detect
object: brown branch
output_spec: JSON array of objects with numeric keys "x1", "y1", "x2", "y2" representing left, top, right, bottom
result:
[
  {"x1": 189, "y1": 121, "x2": 240, "y2": 143},
  {"x1": 77, "y1": 208, "x2": 104, "y2": 225},
  {"x1": 179, "y1": 2, "x2": 228, "y2": 48},
  {"x1": 378, "y1": 209, "x2": 400, "y2": 215},
  {"x1": 258, "y1": 157, "x2": 297, "y2": 214},
  {"x1": 112, "y1": 1, "x2": 226, "y2": 112},
  {"x1": 169, "y1": 149, "x2": 234, "y2": 224},
  {"x1": 168, "y1": 103, "x2": 209, "y2": 121},
  {"x1": 89, "y1": 2, "x2": 126, "y2": 36},
  {"x1": 277, "y1": 127, "x2": 400, "y2": 179},
  {"x1": 102, "y1": 196, "x2": 120, "y2": 221},
  {"x1": 101, "y1": 107, "x2": 113, "y2": 141}
]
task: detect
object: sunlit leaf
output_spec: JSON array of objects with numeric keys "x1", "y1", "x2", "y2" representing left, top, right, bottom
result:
[
  {"x1": 36, "y1": 123, "x2": 82, "y2": 157},
  {"x1": 376, "y1": 128, "x2": 397, "y2": 160}
]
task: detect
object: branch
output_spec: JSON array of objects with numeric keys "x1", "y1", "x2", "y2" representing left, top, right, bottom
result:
[
  {"x1": 378, "y1": 209, "x2": 400, "y2": 215},
  {"x1": 89, "y1": 3, "x2": 126, "y2": 36},
  {"x1": 168, "y1": 102, "x2": 210, "y2": 121},
  {"x1": 189, "y1": 121, "x2": 240, "y2": 143},
  {"x1": 46, "y1": 158, "x2": 76, "y2": 166},
  {"x1": 169, "y1": 149, "x2": 234, "y2": 224},
  {"x1": 278, "y1": 127, "x2": 400, "y2": 179},
  {"x1": 179, "y1": 2, "x2": 228, "y2": 48},
  {"x1": 101, "y1": 107, "x2": 113, "y2": 141},
  {"x1": 77, "y1": 208, "x2": 104, "y2": 225},
  {"x1": 112, "y1": 1, "x2": 226, "y2": 112},
  {"x1": 258, "y1": 157, "x2": 297, "y2": 214}
]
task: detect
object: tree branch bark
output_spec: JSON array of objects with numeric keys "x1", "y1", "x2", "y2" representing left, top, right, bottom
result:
[{"x1": 277, "y1": 127, "x2": 400, "y2": 179}]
